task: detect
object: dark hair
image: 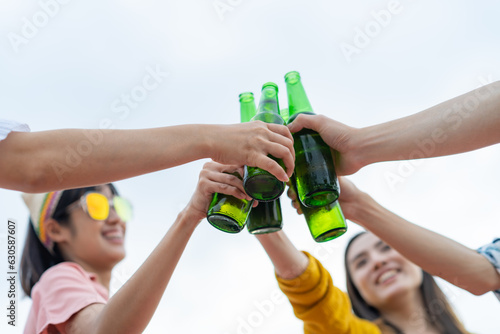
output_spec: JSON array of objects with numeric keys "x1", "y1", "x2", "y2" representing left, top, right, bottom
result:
[
  {"x1": 20, "y1": 184, "x2": 118, "y2": 297},
  {"x1": 344, "y1": 232, "x2": 469, "y2": 334}
]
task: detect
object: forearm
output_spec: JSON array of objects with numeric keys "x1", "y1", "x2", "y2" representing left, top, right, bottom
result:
[
  {"x1": 0, "y1": 125, "x2": 214, "y2": 192},
  {"x1": 255, "y1": 231, "x2": 309, "y2": 279},
  {"x1": 353, "y1": 194, "x2": 499, "y2": 295},
  {"x1": 354, "y1": 81, "x2": 500, "y2": 167},
  {"x1": 94, "y1": 209, "x2": 199, "y2": 333}
]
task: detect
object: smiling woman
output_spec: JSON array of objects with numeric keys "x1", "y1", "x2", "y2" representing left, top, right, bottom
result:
[
  {"x1": 345, "y1": 232, "x2": 467, "y2": 334},
  {"x1": 256, "y1": 230, "x2": 470, "y2": 334},
  {"x1": 20, "y1": 184, "x2": 127, "y2": 297},
  {"x1": 18, "y1": 161, "x2": 251, "y2": 334}
]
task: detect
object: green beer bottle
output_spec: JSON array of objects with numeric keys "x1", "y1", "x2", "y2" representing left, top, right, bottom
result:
[
  {"x1": 207, "y1": 171, "x2": 253, "y2": 233},
  {"x1": 302, "y1": 200, "x2": 347, "y2": 242},
  {"x1": 243, "y1": 82, "x2": 286, "y2": 202},
  {"x1": 290, "y1": 179, "x2": 347, "y2": 242},
  {"x1": 206, "y1": 92, "x2": 257, "y2": 233},
  {"x1": 247, "y1": 198, "x2": 283, "y2": 234},
  {"x1": 285, "y1": 71, "x2": 339, "y2": 208}
]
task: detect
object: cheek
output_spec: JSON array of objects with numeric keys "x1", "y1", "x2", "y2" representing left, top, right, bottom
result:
[
  {"x1": 350, "y1": 268, "x2": 383, "y2": 306},
  {"x1": 70, "y1": 224, "x2": 102, "y2": 245},
  {"x1": 407, "y1": 264, "x2": 424, "y2": 285},
  {"x1": 351, "y1": 270, "x2": 372, "y2": 297}
]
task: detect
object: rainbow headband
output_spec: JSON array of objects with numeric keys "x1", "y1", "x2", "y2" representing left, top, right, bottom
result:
[{"x1": 22, "y1": 191, "x2": 64, "y2": 254}]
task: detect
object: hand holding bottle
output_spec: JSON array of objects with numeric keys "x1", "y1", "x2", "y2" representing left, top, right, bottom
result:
[
  {"x1": 186, "y1": 161, "x2": 251, "y2": 223},
  {"x1": 287, "y1": 80, "x2": 500, "y2": 176},
  {"x1": 208, "y1": 122, "x2": 295, "y2": 183},
  {"x1": 287, "y1": 114, "x2": 362, "y2": 176}
]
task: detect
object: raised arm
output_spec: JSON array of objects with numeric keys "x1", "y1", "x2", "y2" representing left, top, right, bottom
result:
[
  {"x1": 287, "y1": 81, "x2": 500, "y2": 175},
  {"x1": 256, "y1": 231, "x2": 380, "y2": 333},
  {"x1": 64, "y1": 161, "x2": 250, "y2": 334},
  {"x1": 0, "y1": 122, "x2": 294, "y2": 192},
  {"x1": 255, "y1": 231, "x2": 309, "y2": 279},
  {"x1": 337, "y1": 177, "x2": 500, "y2": 296}
]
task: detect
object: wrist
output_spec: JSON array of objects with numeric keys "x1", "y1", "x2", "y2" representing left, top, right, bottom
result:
[
  {"x1": 348, "y1": 192, "x2": 381, "y2": 226},
  {"x1": 176, "y1": 207, "x2": 203, "y2": 231},
  {"x1": 350, "y1": 127, "x2": 379, "y2": 169},
  {"x1": 199, "y1": 124, "x2": 221, "y2": 161}
]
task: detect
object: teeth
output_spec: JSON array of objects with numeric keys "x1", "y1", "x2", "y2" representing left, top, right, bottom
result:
[
  {"x1": 378, "y1": 269, "x2": 398, "y2": 284},
  {"x1": 103, "y1": 232, "x2": 122, "y2": 239}
]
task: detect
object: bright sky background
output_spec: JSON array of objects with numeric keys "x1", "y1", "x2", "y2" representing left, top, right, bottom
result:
[{"x1": 1, "y1": 0, "x2": 500, "y2": 333}]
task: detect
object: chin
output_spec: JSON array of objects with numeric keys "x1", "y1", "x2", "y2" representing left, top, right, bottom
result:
[
  {"x1": 380, "y1": 284, "x2": 415, "y2": 303},
  {"x1": 107, "y1": 250, "x2": 126, "y2": 264}
]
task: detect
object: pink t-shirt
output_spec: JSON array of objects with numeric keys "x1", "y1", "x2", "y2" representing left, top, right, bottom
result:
[{"x1": 24, "y1": 262, "x2": 109, "y2": 334}]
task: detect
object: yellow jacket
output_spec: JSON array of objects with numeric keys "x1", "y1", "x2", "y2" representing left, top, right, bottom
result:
[{"x1": 276, "y1": 252, "x2": 398, "y2": 334}]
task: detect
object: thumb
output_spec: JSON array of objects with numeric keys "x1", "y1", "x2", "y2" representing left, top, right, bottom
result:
[{"x1": 287, "y1": 114, "x2": 316, "y2": 133}]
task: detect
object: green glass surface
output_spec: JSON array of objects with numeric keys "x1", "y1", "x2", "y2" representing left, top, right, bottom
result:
[
  {"x1": 206, "y1": 171, "x2": 253, "y2": 234},
  {"x1": 285, "y1": 71, "x2": 340, "y2": 208},
  {"x1": 301, "y1": 200, "x2": 347, "y2": 242},
  {"x1": 243, "y1": 82, "x2": 285, "y2": 201},
  {"x1": 207, "y1": 191, "x2": 253, "y2": 233},
  {"x1": 247, "y1": 198, "x2": 283, "y2": 234},
  {"x1": 239, "y1": 92, "x2": 257, "y2": 123},
  {"x1": 285, "y1": 71, "x2": 314, "y2": 116},
  {"x1": 280, "y1": 107, "x2": 289, "y2": 123}
]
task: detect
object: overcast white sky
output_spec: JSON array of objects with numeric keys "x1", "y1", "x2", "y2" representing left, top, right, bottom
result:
[{"x1": 1, "y1": 0, "x2": 500, "y2": 333}]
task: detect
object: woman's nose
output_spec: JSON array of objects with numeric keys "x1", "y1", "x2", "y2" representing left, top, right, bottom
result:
[
  {"x1": 372, "y1": 254, "x2": 387, "y2": 271},
  {"x1": 106, "y1": 207, "x2": 121, "y2": 224}
]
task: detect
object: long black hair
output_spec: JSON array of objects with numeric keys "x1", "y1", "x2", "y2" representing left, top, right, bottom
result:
[
  {"x1": 344, "y1": 232, "x2": 469, "y2": 334},
  {"x1": 20, "y1": 184, "x2": 118, "y2": 297}
]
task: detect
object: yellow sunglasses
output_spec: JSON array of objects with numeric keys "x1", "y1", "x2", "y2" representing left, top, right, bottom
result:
[{"x1": 67, "y1": 192, "x2": 133, "y2": 222}]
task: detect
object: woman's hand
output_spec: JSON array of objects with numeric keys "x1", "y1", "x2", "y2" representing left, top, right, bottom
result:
[
  {"x1": 286, "y1": 183, "x2": 303, "y2": 215},
  {"x1": 287, "y1": 114, "x2": 363, "y2": 176},
  {"x1": 285, "y1": 176, "x2": 370, "y2": 222},
  {"x1": 185, "y1": 161, "x2": 251, "y2": 223},
  {"x1": 210, "y1": 122, "x2": 295, "y2": 182}
]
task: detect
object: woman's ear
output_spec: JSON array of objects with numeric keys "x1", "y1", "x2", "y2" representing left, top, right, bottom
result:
[{"x1": 45, "y1": 218, "x2": 71, "y2": 243}]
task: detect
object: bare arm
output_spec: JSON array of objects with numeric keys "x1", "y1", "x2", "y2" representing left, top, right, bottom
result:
[
  {"x1": 64, "y1": 161, "x2": 250, "y2": 334},
  {"x1": 288, "y1": 81, "x2": 500, "y2": 175},
  {"x1": 0, "y1": 122, "x2": 294, "y2": 192},
  {"x1": 255, "y1": 231, "x2": 309, "y2": 279},
  {"x1": 338, "y1": 177, "x2": 500, "y2": 296}
]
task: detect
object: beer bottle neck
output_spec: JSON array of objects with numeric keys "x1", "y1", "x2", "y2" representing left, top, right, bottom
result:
[
  {"x1": 239, "y1": 92, "x2": 256, "y2": 123},
  {"x1": 285, "y1": 71, "x2": 314, "y2": 119},
  {"x1": 252, "y1": 84, "x2": 284, "y2": 125}
]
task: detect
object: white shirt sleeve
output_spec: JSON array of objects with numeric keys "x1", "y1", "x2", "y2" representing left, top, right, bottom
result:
[
  {"x1": 0, "y1": 119, "x2": 31, "y2": 141},
  {"x1": 477, "y1": 239, "x2": 500, "y2": 301}
]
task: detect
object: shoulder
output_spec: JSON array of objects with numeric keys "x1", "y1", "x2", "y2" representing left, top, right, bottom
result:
[
  {"x1": 36, "y1": 262, "x2": 92, "y2": 286},
  {"x1": 27, "y1": 262, "x2": 107, "y2": 334},
  {"x1": 31, "y1": 262, "x2": 106, "y2": 301}
]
